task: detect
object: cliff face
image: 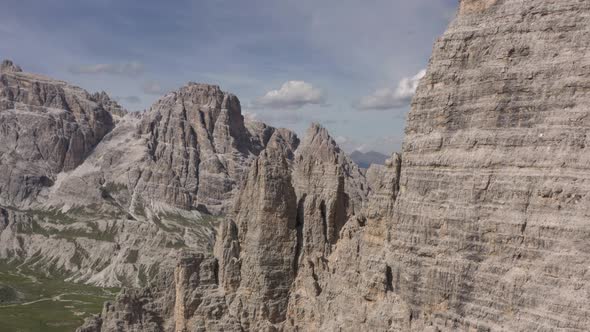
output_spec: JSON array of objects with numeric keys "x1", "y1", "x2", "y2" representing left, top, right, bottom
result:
[
  {"x1": 134, "y1": 83, "x2": 270, "y2": 214},
  {"x1": 0, "y1": 63, "x2": 292, "y2": 287},
  {"x1": 78, "y1": 123, "x2": 372, "y2": 332},
  {"x1": 289, "y1": 0, "x2": 590, "y2": 329},
  {"x1": 79, "y1": 0, "x2": 590, "y2": 331},
  {"x1": 0, "y1": 60, "x2": 115, "y2": 206},
  {"x1": 391, "y1": 0, "x2": 590, "y2": 329}
]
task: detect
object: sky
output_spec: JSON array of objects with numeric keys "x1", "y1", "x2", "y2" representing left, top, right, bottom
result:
[{"x1": 0, "y1": 0, "x2": 458, "y2": 154}]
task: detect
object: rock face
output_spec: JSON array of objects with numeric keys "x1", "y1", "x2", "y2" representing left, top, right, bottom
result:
[
  {"x1": 390, "y1": 0, "x2": 590, "y2": 329},
  {"x1": 134, "y1": 83, "x2": 270, "y2": 214},
  {"x1": 79, "y1": 123, "x2": 370, "y2": 331},
  {"x1": 220, "y1": 129, "x2": 300, "y2": 330},
  {"x1": 79, "y1": 0, "x2": 590, "y2": 331},
  {"x1": 0, "y1": 61, "x2": 115, "y2": 206},
  {"x1": 0, "y1": 62, "x2": 290, "y2": 287},
  {"x1": 0, "y1": 60, "x2": 22, "y2": 73}
]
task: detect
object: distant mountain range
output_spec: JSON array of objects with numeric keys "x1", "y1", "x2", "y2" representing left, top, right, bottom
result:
[{"x1": 349, "y1": 150, "x2": 389, "y2": 168}]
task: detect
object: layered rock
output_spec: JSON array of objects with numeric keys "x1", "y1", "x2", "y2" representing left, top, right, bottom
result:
[
  {"x1": 80, "y1": 0, "x2": 590, "y2": 331},
  {"x1": 79, "y1": 123, "x2": 370, "y2": 331},
  {"x1": 134, "y1": 83, "x2": 272, "y2": 214},
  {"x1": 389, "y1": 0, "x2": 590, "y2": 330},
  {"x1": 0, "y1": 60, "x2": 115, "y2": 206},
  {"x1": 280, "y1": 1, "x2": 590, "y2": 329},
  {"x1": 219, "y1": 129, "x2": 300, "y2": 330},
  {"x1": 0, "y1": 63, "x2": 292, "y2": 287}
]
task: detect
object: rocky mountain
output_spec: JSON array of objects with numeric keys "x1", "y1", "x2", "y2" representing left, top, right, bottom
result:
[
  {"x1": 0, "y1": 62, "x2": 290, "y2": 287},
  {"x1": 78, "y1": 0, "x2": 590, "y2": 331},
  {"x1": 0, "y1": 59, "x2": 115, "y2": 206},
  {"x1": 134, "y1": 83, "x2": 272, "y2": 215},
  {"x1": 78, "y1": 122, "x2": 370, "y2": 332},
  {"x1": 350, "y1": 150, "x2": 389, "y2": 168}
]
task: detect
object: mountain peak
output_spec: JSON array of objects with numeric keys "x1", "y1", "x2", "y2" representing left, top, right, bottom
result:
[
  {"x1": 187, "y1": 82, "x2": 221, "y2": 90},
  {"x1": 0, "y1": 59, "x2": 23, "y2": 73},
  {"x1": 301, "y1": 123, "x2": 340, "y2": 154}
]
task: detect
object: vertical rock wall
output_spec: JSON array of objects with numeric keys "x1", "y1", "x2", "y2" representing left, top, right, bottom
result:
[
  {"x1": 79, "y1": 1, "x2": 590, "y2": 331},
  {"x1": 0, "y1": 61, "x2": 115, "y2": 205},
  {"x1": 392, "y1": 0, "x2": 590, "y2": 330}
]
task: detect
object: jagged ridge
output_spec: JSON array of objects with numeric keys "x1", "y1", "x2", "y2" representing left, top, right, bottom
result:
[
  {"x1": 0, "y1": 62, "x2": 297, "y2": 288},
  {"x1": 79, "y1": 0, "x2": 590, "y2": 331}
]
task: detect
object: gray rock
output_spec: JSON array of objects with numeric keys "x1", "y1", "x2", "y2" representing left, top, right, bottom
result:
[
  {"x1": 389, "y1": 0, "x2": 590, "y2": 330},
  {"x1": 0, "y1": 64, "x2": 293, "y2": 288},
  {"x1": 134, "y1": 83, "x2": 289, "y2": 215},
  {"x1": 79, "y1": 123, "x2": 370, "y2": 331},
  {"x1": 0, "y1": 60, "x2": 115, "y2": 206},
  {"x1": 0, "y1": 60, "x2": 22, "y2": 73},
  {"x1": 79, "y1": 0, "x2": 590, "y2": 331}
]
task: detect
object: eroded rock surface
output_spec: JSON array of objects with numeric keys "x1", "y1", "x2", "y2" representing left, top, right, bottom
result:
[
  {"x1": 79, "y1": 0, "x2": 590, "y2": 331},
  {"x1": 0, "y1": 61, "x2": 115, "y2": 206},
  {"x1": 392, "y1": 0, "x2": 590, "y2": 330},
  {"x1": 134, "y1": 83, "x2": 272, "y2": 214},
  {"x1": 0, "y1": 63, "x2": 290, "y2": 287},
  {"x1": 79, "y1": 123, "x2": 373, "y2": 331}
]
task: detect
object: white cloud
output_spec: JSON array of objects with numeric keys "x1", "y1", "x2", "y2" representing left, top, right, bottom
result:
[
  {"x1": 243, "y1": 111, "x2": 259, "y2": 122},
  {"x1": 141, "y1": 81, "x2": 165, "y2": 95},
  {"x1": 253, "y1": 81, "x2": 325, "y2": 110},
  {"x1": 333, "y1": 134, "x2": 402, "y2": 154},
  {"x1": 335, "y1": 135, "x2": 351, "y2": 145},
  {"x1": 334, "y1": 135, "x2": 364, "y2": 153},
  {"x1": 69, "y1": 61, "x2": 144, "y2": 77},
  {"x1": 356, "y1": 69, "x2": 426, "y2": 111}
]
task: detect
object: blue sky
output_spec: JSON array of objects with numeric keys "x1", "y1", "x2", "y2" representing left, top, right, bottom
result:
[{"x1": 1, "y1": 0, "x2": 457, "y2": 153}]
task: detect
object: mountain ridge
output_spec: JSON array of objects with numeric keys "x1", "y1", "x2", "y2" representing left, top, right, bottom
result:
[
  {"x1": 78, "y1": 0, "x2": 590, "y2": 330},
  {"x1": 0, "y1": 61, "x2": 305, "y2": 288}
]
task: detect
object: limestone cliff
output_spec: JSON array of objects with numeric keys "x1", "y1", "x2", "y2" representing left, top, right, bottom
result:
[
  {"x1": 78, "y1": 123, "x2": 371, "y2": 331},
  {"x1": 0, "y1": 63, "x2": 290, "y2": 287},
  {"x1": 134, "y1": 83, "x2": 270, "y2": 214},
  {"x1": 79, "y1": 0, "x2": 590, "y2": 331},
  {"x1": 390, "y1": 0, "x2": 590, "y2": 329},
  {"x1": 0, "y1": 60, "x2": 115, "y2": 206}
]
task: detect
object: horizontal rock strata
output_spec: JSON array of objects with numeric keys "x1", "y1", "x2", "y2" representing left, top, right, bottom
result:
[{"x1": 78, "y1": 0, "x2": 590, "y2": 331}]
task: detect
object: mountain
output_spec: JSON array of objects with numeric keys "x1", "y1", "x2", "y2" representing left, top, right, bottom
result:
[
  {"x1": 78, "y1": 122, "x2": 371, "y2": 332},
  {"x1": 0, "y1": 59, "x2": 116, "y2": 206},
  {"x1": 349, "y1": 150, "x2": 388, "y2": 168},
  {"x1": 78, "y1": 0, "x2": 590, "y2": 331},
  {"x1": 0, "y1": 62, "x2": 292, "y2": 287}
]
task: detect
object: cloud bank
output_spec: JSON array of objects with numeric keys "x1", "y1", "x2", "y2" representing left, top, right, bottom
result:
[
  {"x1": 356, "y1": 69, "x2": 426, "y2": 110},
  {"x1": 335, "y1": 134, "x2": 403, "y2": 154},
  {"x1": 253, "y1": 81, "x2": 325, "y2": 110}
]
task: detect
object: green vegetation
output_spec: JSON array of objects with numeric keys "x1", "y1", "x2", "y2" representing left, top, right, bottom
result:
[
  {"x1": 18, "y1": 218, "x2": 119, "y2": 243},
  {"x1": 0, "y1": 263, "x2": 118, "y2": 332},
  {"x1": 0, "y1": 285, "x2": 20, "y2": 303},
  {"x1": 26, "y1": 208, "x2": 77, "y2": 225},
  {"x1": 160, "y1": 211, "x2": 222, "y2": 229},
  {"x1": 133, "y1": 202, "x2": 147, "y2": 217}
]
